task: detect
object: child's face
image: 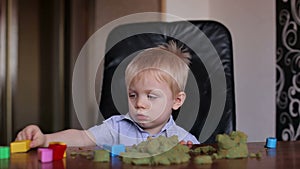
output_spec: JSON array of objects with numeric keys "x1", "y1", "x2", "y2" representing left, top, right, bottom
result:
[{"x1": 128, "y1": 73, "x2": 177, "y2": 133}]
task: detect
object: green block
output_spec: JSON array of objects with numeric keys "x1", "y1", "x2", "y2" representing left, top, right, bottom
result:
[{"x1": 0, "y1": 147, "x2": 10, "y2": 159}]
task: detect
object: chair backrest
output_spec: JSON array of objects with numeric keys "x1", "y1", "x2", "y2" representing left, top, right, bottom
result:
[{"x1": 99, "y1": 20, "x2": 236, "y2": 143}]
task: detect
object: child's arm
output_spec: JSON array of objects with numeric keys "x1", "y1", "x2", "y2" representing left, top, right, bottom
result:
[{"x1": 16, "y1": 125, "x2": 96, "y2": 148}]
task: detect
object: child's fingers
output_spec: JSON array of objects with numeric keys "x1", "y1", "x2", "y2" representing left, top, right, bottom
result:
[
  {"x1": 16, "y1": 130, "x2": 29, "y2": 141},
  {"x1": 23, "y1": 126, "x2": 37, "y2": 140},
  {"x1": 179, "y1": 140, "x2": 186, "y2": 145},
  {"x1": 30, "y1": 131, "x2": 44, "y2": 148},
  {"x1": 15, "y1": 125, "x2": 40, "y2": 141},
  {"x1": 187, "y1": 141, "x2": 193, "y2": 148},
  {"x1": 30, "y1": 139, "x2": 40, "y2": 148},
  {"x1": 30, "y1": 134, "x2": 38, "y2": 148},
  {"x1": 16, "y1": 132, "x2": 25, "y2": 141},
  {"x1": 187, "y1": 141, "x2": 193, "y2": 145},
  {"x1": 179, "y1": 140, "x2": 193, "y2": 148}
]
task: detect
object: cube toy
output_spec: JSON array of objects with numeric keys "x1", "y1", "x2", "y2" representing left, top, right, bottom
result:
[
  {"x1": 38, "y1": 148, "x2": 53, "y2": 163},
  {"x1": 0, "y1": 146, "x2": 10, "y2": 159},
  {"x1": 48, "y1": 142, "x2": 67, "y2": 158},
  {"x1": 48, "y1": 141, "x2": 67, "y2": 158},
  {"x1": 10, "y1": 140, "x2": 31, "y2": 153},
  {"x1": 94, "y1": 150, "x2": 110, "y2": 162},
  {"x1": 266, "y1": 137, "x2": 277, "y2": 149},
  {"x1": 48, "y1": 142, "x2": 67, "y2": 161},
  {"x1": 103, "y1": 144, "x2": 125, "y2": 156}
]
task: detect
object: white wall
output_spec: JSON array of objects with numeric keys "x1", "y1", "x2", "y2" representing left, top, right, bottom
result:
[{"x1": 165, "y1": 0, "x2": 276, "y2": 142}]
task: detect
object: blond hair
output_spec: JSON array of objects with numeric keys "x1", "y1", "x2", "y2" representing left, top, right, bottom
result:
[{"x1": 125, "y1": 41, "x2": 191, "y2": 96}]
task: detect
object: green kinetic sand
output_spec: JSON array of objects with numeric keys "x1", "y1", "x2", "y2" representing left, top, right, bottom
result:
[
  {"x1": 120, "y1": 135, "x2": 190, "y2": 165},
  {"x1": 215, "y1": 131, "x2": 249, "y2": 159},
  {"x1": 91, "y1": 131, "x2": 258, "y2": 165},
  {"x1": 94, "y1": 149, "x2": 110, "y2": 162},
  {"x1": 194, "y1": 155, "x2": 213, "y2": 164}
]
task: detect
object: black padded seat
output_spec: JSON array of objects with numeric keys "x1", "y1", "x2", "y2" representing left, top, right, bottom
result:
[{"x1": 99, "y1": 21, "x2": 236, "y2": 143}]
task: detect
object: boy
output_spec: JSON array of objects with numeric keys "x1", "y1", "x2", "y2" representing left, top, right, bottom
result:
[{"x1": 15, "y1": 41, "x2": 199, "y2": 148}]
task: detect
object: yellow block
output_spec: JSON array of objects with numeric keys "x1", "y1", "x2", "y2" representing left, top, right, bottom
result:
[{"x1": 10, "y1": 140, "x2": 31, "y2": 153}]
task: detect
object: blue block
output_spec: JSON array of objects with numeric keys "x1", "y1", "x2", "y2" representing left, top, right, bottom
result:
[
  {"x1": 266, "y1": 137, "x2": 277, "y2": 149},
  {"x1": 103, "y1": 144, "x2": 125, "y2": 156}
]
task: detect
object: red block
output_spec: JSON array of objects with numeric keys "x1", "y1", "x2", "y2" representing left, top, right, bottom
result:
[{"x1": 48, "y1": 142, "x2": 67, "y2": 161}]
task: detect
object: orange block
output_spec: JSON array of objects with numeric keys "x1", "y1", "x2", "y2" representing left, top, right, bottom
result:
[{"x1": 10, "y1": 140, "x2": 31, "y2": 153}]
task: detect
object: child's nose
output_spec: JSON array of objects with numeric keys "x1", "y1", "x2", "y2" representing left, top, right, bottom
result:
[{"x1": 135, "y1": 96, "x2": 149, "y2": 109}]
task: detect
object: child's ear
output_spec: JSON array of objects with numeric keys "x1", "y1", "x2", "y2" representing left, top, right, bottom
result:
[{"x1": 172, "y1": 92, "x2": 186, "y2": 110}]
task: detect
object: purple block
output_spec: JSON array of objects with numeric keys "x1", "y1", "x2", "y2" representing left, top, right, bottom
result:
[{"x1": 38, "y1": 148, "x2": 53, "y2": 163}]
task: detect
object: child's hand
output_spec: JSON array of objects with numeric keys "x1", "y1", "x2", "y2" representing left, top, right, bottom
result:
[
  {"x1": 16, "y1": 125, "x2": 46, "y2": 148},
  {"x1": 179, "y1": 140, "x2": 193, "y2": 148}
]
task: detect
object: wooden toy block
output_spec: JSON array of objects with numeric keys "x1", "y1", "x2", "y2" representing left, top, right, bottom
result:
[
  {"x1": 38, "y1": 148, "x2": 53, "y2": 163},
  {"x1": 10, "y1": 140, "x2": 31, "y2": 153},
  {"x1": 48, "y1": 142, "x2": 67, "y2": 161},
  {"x1": 0, "y1": 146, "x2": 10, "y2": 159},
  {"x1": 94, "y1": 149, "x2": 110, "y2": 162},
  {"x1": 103, "y1": 144, "x2": 125, "y2": 156}
]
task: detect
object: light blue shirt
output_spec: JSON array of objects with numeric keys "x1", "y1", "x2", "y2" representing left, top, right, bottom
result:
[{"x1": 88, "y1": 114, "x2": 200, "y2": 146}]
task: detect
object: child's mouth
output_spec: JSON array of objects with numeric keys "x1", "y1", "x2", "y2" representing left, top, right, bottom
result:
[{"x1": 135, "y1": 114, "x2": 149, "y2": 121}]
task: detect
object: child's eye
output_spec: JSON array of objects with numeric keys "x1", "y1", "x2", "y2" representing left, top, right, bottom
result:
[
  {"x1": 128, "y1": 93, "x2": 137, "y2": 99},
  {"x1": 147, "y1": 94, "x2": 158, "y2": 99}
]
